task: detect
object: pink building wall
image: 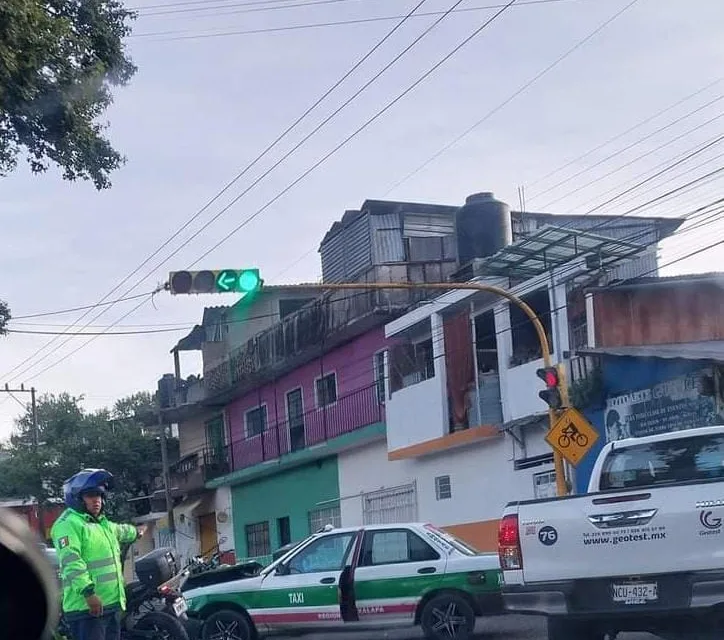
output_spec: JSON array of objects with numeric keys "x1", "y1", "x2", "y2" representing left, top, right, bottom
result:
[{"x1": 225, "y1": 326, "x2": 388, "y2": 470}]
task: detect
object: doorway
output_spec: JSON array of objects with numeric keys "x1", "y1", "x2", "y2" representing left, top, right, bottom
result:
[{"x1": 198, "y1": 512, "x2": 218, "y2": 558}]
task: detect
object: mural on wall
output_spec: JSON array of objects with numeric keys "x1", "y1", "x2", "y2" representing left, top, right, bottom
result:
[{"x1": 604, "y1": 367, "x2": 724, "y2": 442}]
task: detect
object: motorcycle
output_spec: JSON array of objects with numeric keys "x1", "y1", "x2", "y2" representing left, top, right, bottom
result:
[{"x1": 54, "y1": 547, "x2": 191, "y2": 640}]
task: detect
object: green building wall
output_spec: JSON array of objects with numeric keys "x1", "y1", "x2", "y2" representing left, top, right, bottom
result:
[{"x1": 231, "y1": 456, "x2": 340, "y2": 560}]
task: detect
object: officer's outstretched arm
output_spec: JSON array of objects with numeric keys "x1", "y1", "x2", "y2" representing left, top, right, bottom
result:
[
  {"x1": 111, "y1": 521, "x2": 139, "y2": 544},
  {"x1": 52, "y1": 518, "x2": 93, "y2": 597}
]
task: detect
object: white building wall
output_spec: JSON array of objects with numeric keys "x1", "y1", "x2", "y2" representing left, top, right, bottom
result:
[
  {"x1": 337, "y1": 435, "x2": 554, "y2": 549},
  {"x1": 214, "y1": 486, "x2": 235, "y2": 555},
  {"x1": 386, "y1": 377, "x2": 445, "y2": 451}
]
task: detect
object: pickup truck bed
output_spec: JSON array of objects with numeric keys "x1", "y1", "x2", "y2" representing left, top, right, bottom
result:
[{"x1": 498, "y1": 425, "x2": 724, "y2": 640}]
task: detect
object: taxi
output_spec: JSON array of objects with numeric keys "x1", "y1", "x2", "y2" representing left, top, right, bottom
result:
[{"x1": 185, "y1": 522, "x2": 503, "y2": 640}]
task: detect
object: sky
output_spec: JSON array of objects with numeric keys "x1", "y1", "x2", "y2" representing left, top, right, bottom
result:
[{"x1": 1, "y1": 0, "x2": 723, "y2": 439}]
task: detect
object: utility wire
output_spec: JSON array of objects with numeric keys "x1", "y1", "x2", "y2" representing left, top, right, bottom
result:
[
  {"x1": 526, "y1": 77, "x2": 724, "y2": 190},
  {"x1": 382, "y1": 0, "x2": 641, "y2": 197},
  {"x1": 0, "y1": 0, "x2": 433, "y2": 382},
  {"x1": 10, "y1": 292, "x2": 158, "y2": 320},
  {"x1": 9, "y1": 1, "x2": 519, "y2": 385},
  {"x1": 132, "y1": 0, "x2": 575, "y2": 40}
]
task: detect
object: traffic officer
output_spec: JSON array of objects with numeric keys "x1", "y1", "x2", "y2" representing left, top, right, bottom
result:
[{"x1": 51, "y1": 469, "x2": 146, "y2": 640}]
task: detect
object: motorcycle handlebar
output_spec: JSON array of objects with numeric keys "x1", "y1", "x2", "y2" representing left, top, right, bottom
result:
[{"x1": 0, "y1": 507, "x2": 59, "y2": 640}]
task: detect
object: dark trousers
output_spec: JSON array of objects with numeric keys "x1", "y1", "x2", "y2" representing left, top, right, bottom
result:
[{"x1": 66, "y1": 611, "x2": 121, "y2": 640}]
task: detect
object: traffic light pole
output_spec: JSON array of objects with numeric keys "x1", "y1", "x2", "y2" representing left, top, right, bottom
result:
[{"x1": 273, "y1": 281, "x2": 569, "y2": 497}]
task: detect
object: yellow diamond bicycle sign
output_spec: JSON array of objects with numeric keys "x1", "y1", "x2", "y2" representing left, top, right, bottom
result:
[{"x1": 545, "y1": 407, "x2": 599, "y2": 466}]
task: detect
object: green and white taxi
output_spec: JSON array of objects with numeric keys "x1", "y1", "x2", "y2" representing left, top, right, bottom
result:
[{"x1": 185, "y1": 522, "x2": 503, "y2": 640}]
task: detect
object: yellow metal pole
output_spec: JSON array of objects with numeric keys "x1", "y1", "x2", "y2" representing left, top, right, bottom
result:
[{"x1": 272, "y1": 281, "x2": 568, "y2": 496}]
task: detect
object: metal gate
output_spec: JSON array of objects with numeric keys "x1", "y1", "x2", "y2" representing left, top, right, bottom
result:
[{"x1": 362, "y1": 482, "x2": 417, "y2": 524}]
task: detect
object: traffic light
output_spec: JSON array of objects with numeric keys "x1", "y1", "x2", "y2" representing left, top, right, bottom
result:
[
  {"x1": 168, "y1": 269, "x2": 262, "y2": 295},
  {"x1": 536, "y1": 366, "x2": 562, "y2": 410}
]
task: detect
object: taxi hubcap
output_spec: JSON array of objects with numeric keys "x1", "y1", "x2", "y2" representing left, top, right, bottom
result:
[
  {"x1": 431, "y1": 601, "x2": 468, "y2": 638},
  {"x1": 208, "y1": 619, "x2": 243, "y2": 640}
]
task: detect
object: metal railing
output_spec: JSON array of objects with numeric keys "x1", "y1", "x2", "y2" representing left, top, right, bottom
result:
[{"x1": 204, "y1": 384, "x2": 384, "y2": 481}]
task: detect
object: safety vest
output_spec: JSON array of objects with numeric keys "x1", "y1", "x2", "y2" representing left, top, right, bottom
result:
[{"x1": 51, "y1": 507, "x2": 138, "y2": 615}]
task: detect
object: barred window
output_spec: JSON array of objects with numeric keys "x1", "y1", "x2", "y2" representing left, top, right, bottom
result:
[
  {"x1": 308, "y1": 505, "x2": 341, "y2": 533},
  {"x1": 245, "y1": 521, "x2": 270, "y2": 558}
]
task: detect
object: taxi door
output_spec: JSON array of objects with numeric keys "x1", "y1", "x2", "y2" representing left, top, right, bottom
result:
[
  {"x1": 256, "y1": 530, "x2": 360, "y2": 632},
  {"x1": 351, "y1": 527, "x2": 447, "y2": 624}
]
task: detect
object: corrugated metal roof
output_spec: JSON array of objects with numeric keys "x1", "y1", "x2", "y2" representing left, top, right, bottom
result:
[
  {"x1": 587, "y1": 272, "x2": 724, "y2": 292},
  {"x1": 579, "y1": 341, "x2": 724, "y2": 363}
]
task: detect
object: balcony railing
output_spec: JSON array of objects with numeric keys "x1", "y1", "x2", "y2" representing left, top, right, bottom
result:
[
  {"x1": 169, "y1": 452, "x2": 206, "y2": 494},
  {"x1": 204, "y1": 384, "x2": 385, "y2": 481}
]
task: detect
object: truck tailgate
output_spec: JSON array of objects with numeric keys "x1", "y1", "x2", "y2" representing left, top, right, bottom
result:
[{"x1": 518, "y1": 483, "x2": 724, "y2": 583}]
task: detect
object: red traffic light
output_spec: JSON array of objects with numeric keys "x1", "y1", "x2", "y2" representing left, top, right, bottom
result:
[{"x1": 536, "y1": 367, "x2": 559, "y2": 388}]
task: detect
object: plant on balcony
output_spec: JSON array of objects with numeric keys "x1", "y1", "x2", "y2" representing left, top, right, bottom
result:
[{"x1": 569, "y1": 365, "x2": 605, "y2": 410}]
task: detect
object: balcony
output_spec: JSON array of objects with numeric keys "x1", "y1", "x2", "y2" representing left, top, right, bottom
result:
[
  {"x1": 204, "y1": 282, "x2": 420, "y2": 403},
  {"x1": 205, "y1": 384, "x2": 385, "y2": 481},
  {"x1": 169, "y1": 452, "x2": 206, "y2": 495}
]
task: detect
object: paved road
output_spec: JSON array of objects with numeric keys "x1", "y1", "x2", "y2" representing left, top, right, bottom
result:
[{"x1": 268, "y1": 615, "x2": 660, "y2": 639}]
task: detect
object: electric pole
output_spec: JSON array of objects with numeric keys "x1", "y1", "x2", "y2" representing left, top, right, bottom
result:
[
  {"x1": 1, "y1": 385, "x2": 45, "y2": 539},
  {"x1": 158, "y1": 415, "x2": 176, "y2": 544}
]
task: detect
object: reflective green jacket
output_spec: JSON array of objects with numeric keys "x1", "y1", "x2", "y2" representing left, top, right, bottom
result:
[{"x1": 50, "y1": 507, "x2": 138, "y2": 614}]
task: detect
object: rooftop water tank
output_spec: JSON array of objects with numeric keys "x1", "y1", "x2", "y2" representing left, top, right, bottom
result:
[{"x1": 456, "y1": 192, "x2": 512, "y2": 266}]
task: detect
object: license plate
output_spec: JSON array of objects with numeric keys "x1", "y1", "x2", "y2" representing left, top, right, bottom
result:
[
  {"x1": 611, "y1": 582, "x2": 658, "y2": 604},
  {"x1": 172, "y1": 597, "x2": 188, "y2": 617}
]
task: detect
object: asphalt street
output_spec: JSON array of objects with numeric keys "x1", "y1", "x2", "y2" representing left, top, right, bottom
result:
[{"x1": 269, "y1": 615, "x2": 660, "y2": 639}]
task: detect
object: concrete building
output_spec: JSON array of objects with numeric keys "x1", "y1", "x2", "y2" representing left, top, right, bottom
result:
[{"x1": 157, "y1": 191, "x2": 682, "y2": 559}]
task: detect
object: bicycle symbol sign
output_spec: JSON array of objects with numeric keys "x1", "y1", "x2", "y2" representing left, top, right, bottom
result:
[{"x1": 545, "y1": 407, "x2": 599, "y2": 466}]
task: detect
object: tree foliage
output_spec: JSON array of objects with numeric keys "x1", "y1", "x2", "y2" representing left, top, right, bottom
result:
[
  {"x1": 0, "y1": 0, "x2": 137, "y2": 189},
  {"x1": 0, "y1": 391, "x2": 175, "y2": 522},
  {"x1": 0, "y1": 299, "x2": 9, "y2": 334}
]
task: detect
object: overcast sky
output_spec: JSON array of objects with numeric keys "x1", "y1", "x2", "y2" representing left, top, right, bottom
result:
[{"x1": 1, "y1": 0, "x2": 723, "y2": 439}]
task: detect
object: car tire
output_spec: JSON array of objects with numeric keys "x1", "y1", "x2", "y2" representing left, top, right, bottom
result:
[
  {"x1": 135, "y1": 610, "x2": 191, "y2": 640},
  {"x1": 420, "y1": 592, "x2": 476, "y2": 640},
  {"x1": 547, "y1": 617, "x2": 605, "y2": 640},
  {"x1": 202, "y1": 609, "x2": 255, "y2": 640}
]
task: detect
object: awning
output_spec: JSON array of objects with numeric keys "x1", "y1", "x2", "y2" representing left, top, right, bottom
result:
[{"x1": 579, "y1": 341, "x2": 724, "y2": 364}]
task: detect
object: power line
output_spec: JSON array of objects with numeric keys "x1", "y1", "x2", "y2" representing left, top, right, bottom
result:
[
  {"x1": 0, "y1": 0, "x2": 434, "y2": 382},
  {"x1": 10, "y1": 291, "x2": 158, "y2": 320},
  {"x1": 10, "y1": 1, "x2": 520, "y2": 385},
  {"x1": 382, "y1": 0, "x2": 641, "y2": 197},
  {"x1": 525, "y1": 77, "x2": 724, "y2": 190},
  {"x1": 131, "y1": 0, "x2": 578, "y2": 40},
  {"x1": 138, "y1": 0, "x2": 384, "y2": 19},
  {"x1": 533, "y1": 99, "x2": 724, "y2": 208}
]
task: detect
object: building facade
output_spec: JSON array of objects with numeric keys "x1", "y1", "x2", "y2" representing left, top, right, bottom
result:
[{"x1": 158, "y1": 191, "x2": 683, "y2": 558}]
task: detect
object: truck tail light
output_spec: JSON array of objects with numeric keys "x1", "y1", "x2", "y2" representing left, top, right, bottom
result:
[{"x1": 498, "y1": 514, "x2": 523, "y2": 571}]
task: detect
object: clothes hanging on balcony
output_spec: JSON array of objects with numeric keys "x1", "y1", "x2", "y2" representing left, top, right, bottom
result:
[{"x1": 443, "y1": 311, "x2": 475, "y2": 430}]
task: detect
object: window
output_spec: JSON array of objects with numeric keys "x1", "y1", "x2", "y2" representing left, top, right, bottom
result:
[
  {"x1": 533, "y1": 471, "x2": 557, "y2": 499},
  {"x1": 315, "y1": 373, "x2": 337, "y2": 408},
  {"x1": 308, "y1": 504, "x2": 341, "y2": 533},
  {"x1": 245, "y1": 405, "x2": 267, "y2": 438},
  {"x1": 373, "y1": 351, "x2": 387, "y2": 403},
  {"x1": 509, "y1": 288, "x2": 554, "y2": 367},
  {"x1": 205, "y1": 416, "x2": 225, "y2": 457},
  {"x1": 360, "y1": 530, "x2": 440, "y2": 566},
  {"x1": 599, "y1": 433, "x2": 724, "y2": 491},
  {"x1": 362, "y1": 484, "x2": 417, "y2": 524},
  {"x1": 286, "y1": 388, "x2": 305, "y2": 452},
  {"x1": 277, "y1": 517, "x2": 291, "y2": 547},
  {"x1": 245, "y1": 521, "x2": 271, "y2": 558},
  {"x1": 286, "y1": 533, "x2": 355, "y2": 574},
  {"x1": 389, "y1": 338, "x2": 435, "y2": 393},
  {"x1": 435, "y1": 475, "x2": 452, "y2": 500}
]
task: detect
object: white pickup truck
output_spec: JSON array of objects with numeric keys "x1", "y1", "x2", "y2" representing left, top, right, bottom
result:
[{"x1": 498, "y1": 425, "x2": 724, "y2": 640}]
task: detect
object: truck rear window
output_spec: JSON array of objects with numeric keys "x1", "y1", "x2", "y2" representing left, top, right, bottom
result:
[{"x1": 599, "y1": 433, "x2": 724, "y2": 490}]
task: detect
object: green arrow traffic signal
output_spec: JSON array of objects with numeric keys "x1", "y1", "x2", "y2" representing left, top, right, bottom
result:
[{"x1": 168, "y1": 269, "x2": 262, "y2": 295}]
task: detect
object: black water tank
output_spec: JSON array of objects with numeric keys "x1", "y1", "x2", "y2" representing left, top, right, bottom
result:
[{"x1": 456, "y1": 192, "x2": 512, "y2": 266}]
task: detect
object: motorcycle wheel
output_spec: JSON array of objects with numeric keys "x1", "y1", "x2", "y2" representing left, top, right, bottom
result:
[{"x1": 132, "y1": 611, "x2": 190, "y2": 640}]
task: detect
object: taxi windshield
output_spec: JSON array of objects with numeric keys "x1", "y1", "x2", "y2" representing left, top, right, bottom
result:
[{"x1": 424, "y1": 525, "x2": 481, "y2": 556}]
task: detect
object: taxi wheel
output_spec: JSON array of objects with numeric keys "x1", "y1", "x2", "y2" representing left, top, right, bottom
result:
[
  {"x1": 201, "y1": 609, "x2": 255, "y2": 640},
  {"x1": 420, "y1": 593, "x2": 475, "y2": 640}
]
